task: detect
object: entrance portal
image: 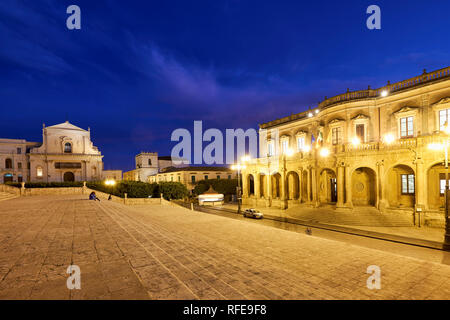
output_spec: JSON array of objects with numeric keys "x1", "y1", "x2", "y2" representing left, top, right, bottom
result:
[{"x1": 63, "y1": 172, "x2": 75, "y2": 182}]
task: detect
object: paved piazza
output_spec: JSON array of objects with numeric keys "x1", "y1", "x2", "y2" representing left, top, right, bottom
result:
[{"x1": 1, "y1": 196, "x2": 450, "y2": 300}]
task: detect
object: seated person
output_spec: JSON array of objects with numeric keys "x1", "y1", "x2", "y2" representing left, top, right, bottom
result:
[{"x1": 89, "y1": 192, "x2": 100, "y2": 201}]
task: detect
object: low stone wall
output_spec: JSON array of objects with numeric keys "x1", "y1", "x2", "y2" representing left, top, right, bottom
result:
[
  {"x1": 0, "y1": 184, "x2": 179, "y2": 206},
  {"x1": 22, "y1": 187, "x2": 84, "y2": 196},
  {"x1": 0, "y1": 184, "x2": 21, "y2": 195}
]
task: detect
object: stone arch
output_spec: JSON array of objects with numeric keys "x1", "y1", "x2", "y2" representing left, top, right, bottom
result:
[
  {"x1": 271, "y1": 173, "x2": 282, "y2": 198},
  {"x1": 3, "y1": 173, "x2": 13, "y2": 183},
  {"x1": 246, "y1": 174, "x2": 255, "y2": 196},
  {"x1": 64, "y1": 142, "x2": 72, "y2": 153},
  {"x1": 385, "y1": 164, "x2": 415, "y2": 208},
  {"x1": 319, "y1": 168, "x2": 337, "y2": 203},
  {"x1": 286, "y1": 171, "x2": 300, "y2": 200},
  {"x1": 427, "y1": 162, "x2": 447, "y2": 210},
  {"x1": 351, "y1": 167, "x2": 376, "y2": 206}
]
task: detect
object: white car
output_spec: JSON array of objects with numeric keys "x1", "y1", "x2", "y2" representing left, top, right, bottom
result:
[{"x1": 243, "y1": 208, "x2": 263, "y2": 219}]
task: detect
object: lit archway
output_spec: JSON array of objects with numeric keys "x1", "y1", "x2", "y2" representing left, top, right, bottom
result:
[
  {"x1": 427, "y1": 162, "x2": 446, "y2": 210},
  {"x1": 3, "y1": 174, "x2": 13, "y2": 183},
  {"x1": 271, "y1": 173, "x2": 282, "y2": 198},
  {"x1": 351, "y1": 167, "x2": 376, "y2": 206},
  {"x1": 319, "y1": 168, "x2": 337, "y2": 203},
  {"x1": 286, "y1": 171, "x2": 300, "y2": 200},
  {"x1": 386, "y1": 164, "x2": 415, "y2": 208}
]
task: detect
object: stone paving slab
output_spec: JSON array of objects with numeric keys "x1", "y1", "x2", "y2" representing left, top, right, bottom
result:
[{"x1": 1, "y1": 195, "x2": 450, "y2": 299}]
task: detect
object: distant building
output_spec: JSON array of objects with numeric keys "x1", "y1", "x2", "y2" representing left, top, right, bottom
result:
[
  {"x1": 123, "y1": 153, "x2": 186, "y2": 182},
  {"x1": 0, "y1": 139, "x2": 40, "y2": 183},
  {"x1": 103, "y1": 170, "x2": 123, "y2": 181},
  {"x1": 148, "y1": 166, "x2": 236, "y2": 191},
  {"x1": 0, "y1": 121, "x2": 119, "y2": 183}
]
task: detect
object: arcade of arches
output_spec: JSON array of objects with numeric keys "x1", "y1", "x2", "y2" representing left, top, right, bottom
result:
[{"x1": 241, "y1": 156, "x2": 450, "y2": 227}]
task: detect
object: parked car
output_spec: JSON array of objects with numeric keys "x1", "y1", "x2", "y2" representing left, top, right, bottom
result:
[{"x1": 243, "y1": 208, "x2": 263, "y2": 219}]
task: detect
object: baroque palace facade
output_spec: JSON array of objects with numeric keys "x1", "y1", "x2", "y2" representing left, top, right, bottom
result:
[{"x1": 242, "y1": 66, "x2": 450, "y2": 227}]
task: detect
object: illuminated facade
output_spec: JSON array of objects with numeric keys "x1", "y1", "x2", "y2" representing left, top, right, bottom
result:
[
  {"x1": 0, "y1": 121, "x2": 108, "y2": 183},
  {"x1": 242, "y1": 66, "x2": 450, "y2": 227}
]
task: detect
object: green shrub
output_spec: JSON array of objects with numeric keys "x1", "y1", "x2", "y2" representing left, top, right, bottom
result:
[
  {"x1": 157, "y1": 182, "x2": 189, "y2": 200},
  {"x1": 6, "y1": 181, "x2": 84, "y2": 188},
  {"x1": 193, "y1": 179, "x2": 238, "y2": 196},
  {"x1": 4, "y1": 182, "x2": 21, "y2": 188},
  {"x1": 87, "y1": 181, "x2": 159, "y2": 198}
]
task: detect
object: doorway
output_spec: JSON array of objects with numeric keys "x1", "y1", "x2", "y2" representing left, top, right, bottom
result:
[
  {"x1": 63, "y1": 172, "x2": 75, "y2": 182},
  {"x1": 330, "y1": 178, "x2": 337, "y2": 202}
]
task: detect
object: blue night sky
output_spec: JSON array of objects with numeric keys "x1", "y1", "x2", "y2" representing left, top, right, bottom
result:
[{"x1": 1, "y1": 0, "x2": 449, "y2": 171}]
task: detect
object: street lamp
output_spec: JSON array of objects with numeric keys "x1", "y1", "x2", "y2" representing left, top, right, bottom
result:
[
  {"x1": 319, "y1": 148, "x2": 330, "y2": 158},
  {"x1": 383, "y1": 133, "x2": 395, "y2": 145},
  {"x1": 428, "y1": 122, "x2": 450, "y2": 250},
  {"x1": 231, "y1": 163, "x2": 246, "y2": 214}
]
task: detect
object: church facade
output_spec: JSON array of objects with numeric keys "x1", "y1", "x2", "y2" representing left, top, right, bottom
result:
[
  {"x1": 0, "y1": 121, "x2": 105, "y2": 183},
  {"x1": 241, "y1": 66, "x2": 450, "y2": 227}
]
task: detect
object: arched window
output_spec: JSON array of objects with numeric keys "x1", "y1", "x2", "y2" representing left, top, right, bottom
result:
[
  {"x1": 36, "y1": 166, "x2": 43, "y2": 178},
  {"x1": 5, "y1": 159, "x2": 12, "y2": 169},
  {"x1": 148, "y1": 159, "x2": 152, "y2": 166},
  {"x1": 64, "y1": 143, "x2": 72, "y2": 153}
]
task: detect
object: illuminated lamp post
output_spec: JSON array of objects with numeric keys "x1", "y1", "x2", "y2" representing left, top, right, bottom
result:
[{"x1": 231, "y1": 162, "x2": 247, "y2": 214}]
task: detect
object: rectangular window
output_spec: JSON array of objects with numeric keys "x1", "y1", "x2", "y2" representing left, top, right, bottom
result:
[
  {"x1": 228, "y1": 175, "x2": 231, "y2": 179},
  {"x1": 171, "y1": 176, "x2": 173, "y2": 181},
  {"x1": 17, "y1": 148, "x2": 21, "y2": 154},
  {"x1": 331, "y1": 127, "x2": 342, "y2": 145},
  {"x1": 400, "y1": 117, "x2": 414, "y2": 138},
  {"x1": 191, "y1": 176, "x2": 195, "y2": 183},
  {"x1": 18, "y1": 162, "x2": 22, "y2": 169},
  {"x1": 217, "y1": 175, "x2": 220, "y2": 180},
  {"x1": 440, "y1": 109, "x2": 450, "y2": 131},
  {"x1": 281, "y1": 140, "x2": 289, "y2": 154},
  {"x1": 178, "y1": 176, "x2": 181, "y2": 182},
  {"x1": 55, "y1": 162, "x2": 82, "y2": 169},
  {"x1": 297, "y1": 136, "x2": 305, "y2": 151},
  {"x1": 440, "y1": 178, "x2": 450, "y2": 195},
  {"x1": 36, "y1": 167, "x2": 43, "y2": 177},
  {"x1": 205, "y1": 175, "x2": 208, "y2": 180},
  {"x1": 401, "y1": 174, "x2": 415, "y2": 194},
  {"x1": 356, "y1": 124, "x2": 365, "y2": 142},
  {"x1": 268, "y1": 141, "x2": 274, "y2": 156}
]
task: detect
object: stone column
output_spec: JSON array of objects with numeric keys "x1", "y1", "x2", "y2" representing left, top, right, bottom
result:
[
  {"x1": 241, "y1": 172, "x2": 248, "y2": 203},
  {"x1": 377, "y1": 161, "x2": 388, "y2": 212},
  {"x1": 336, "y1": 164, "x2": 345, "y2": 207},
  {"x1": 298, "y1": 169, "x2": 303, "y2": 203},
  {"x1": 345, "y1": 165, "x2": 353, "y2": 208},
  {"x1": 311, "y1": 167, "x2": 318, "y2": 207},
  {"x1": 306, "y1": 167, "x2": 311, "y2": 204},
  {"x1": 281, "y1": 169, "x2": 287, "y2": 209},
  {"x1": 267, "y1": 171, "x2": 272, "y2": 207},
  {"x1": 415, "y1": 159, "x2": 426, "y2": 224},
  {"x1": 255, "y1": 173, "x2": 261, "y2": 199}
]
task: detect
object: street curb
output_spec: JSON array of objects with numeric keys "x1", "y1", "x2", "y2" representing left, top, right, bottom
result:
[{"x1": 179, "y1": 202, "x2": 445, "y2": 251}]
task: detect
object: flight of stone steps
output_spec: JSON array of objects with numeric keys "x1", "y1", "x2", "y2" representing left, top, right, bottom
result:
[
  {"x1": 286, "y1": 205, "x2": 414, "y2": 227},
  {"x1": 0, "y1": 192, "x2": 19, "y2": 202}
]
